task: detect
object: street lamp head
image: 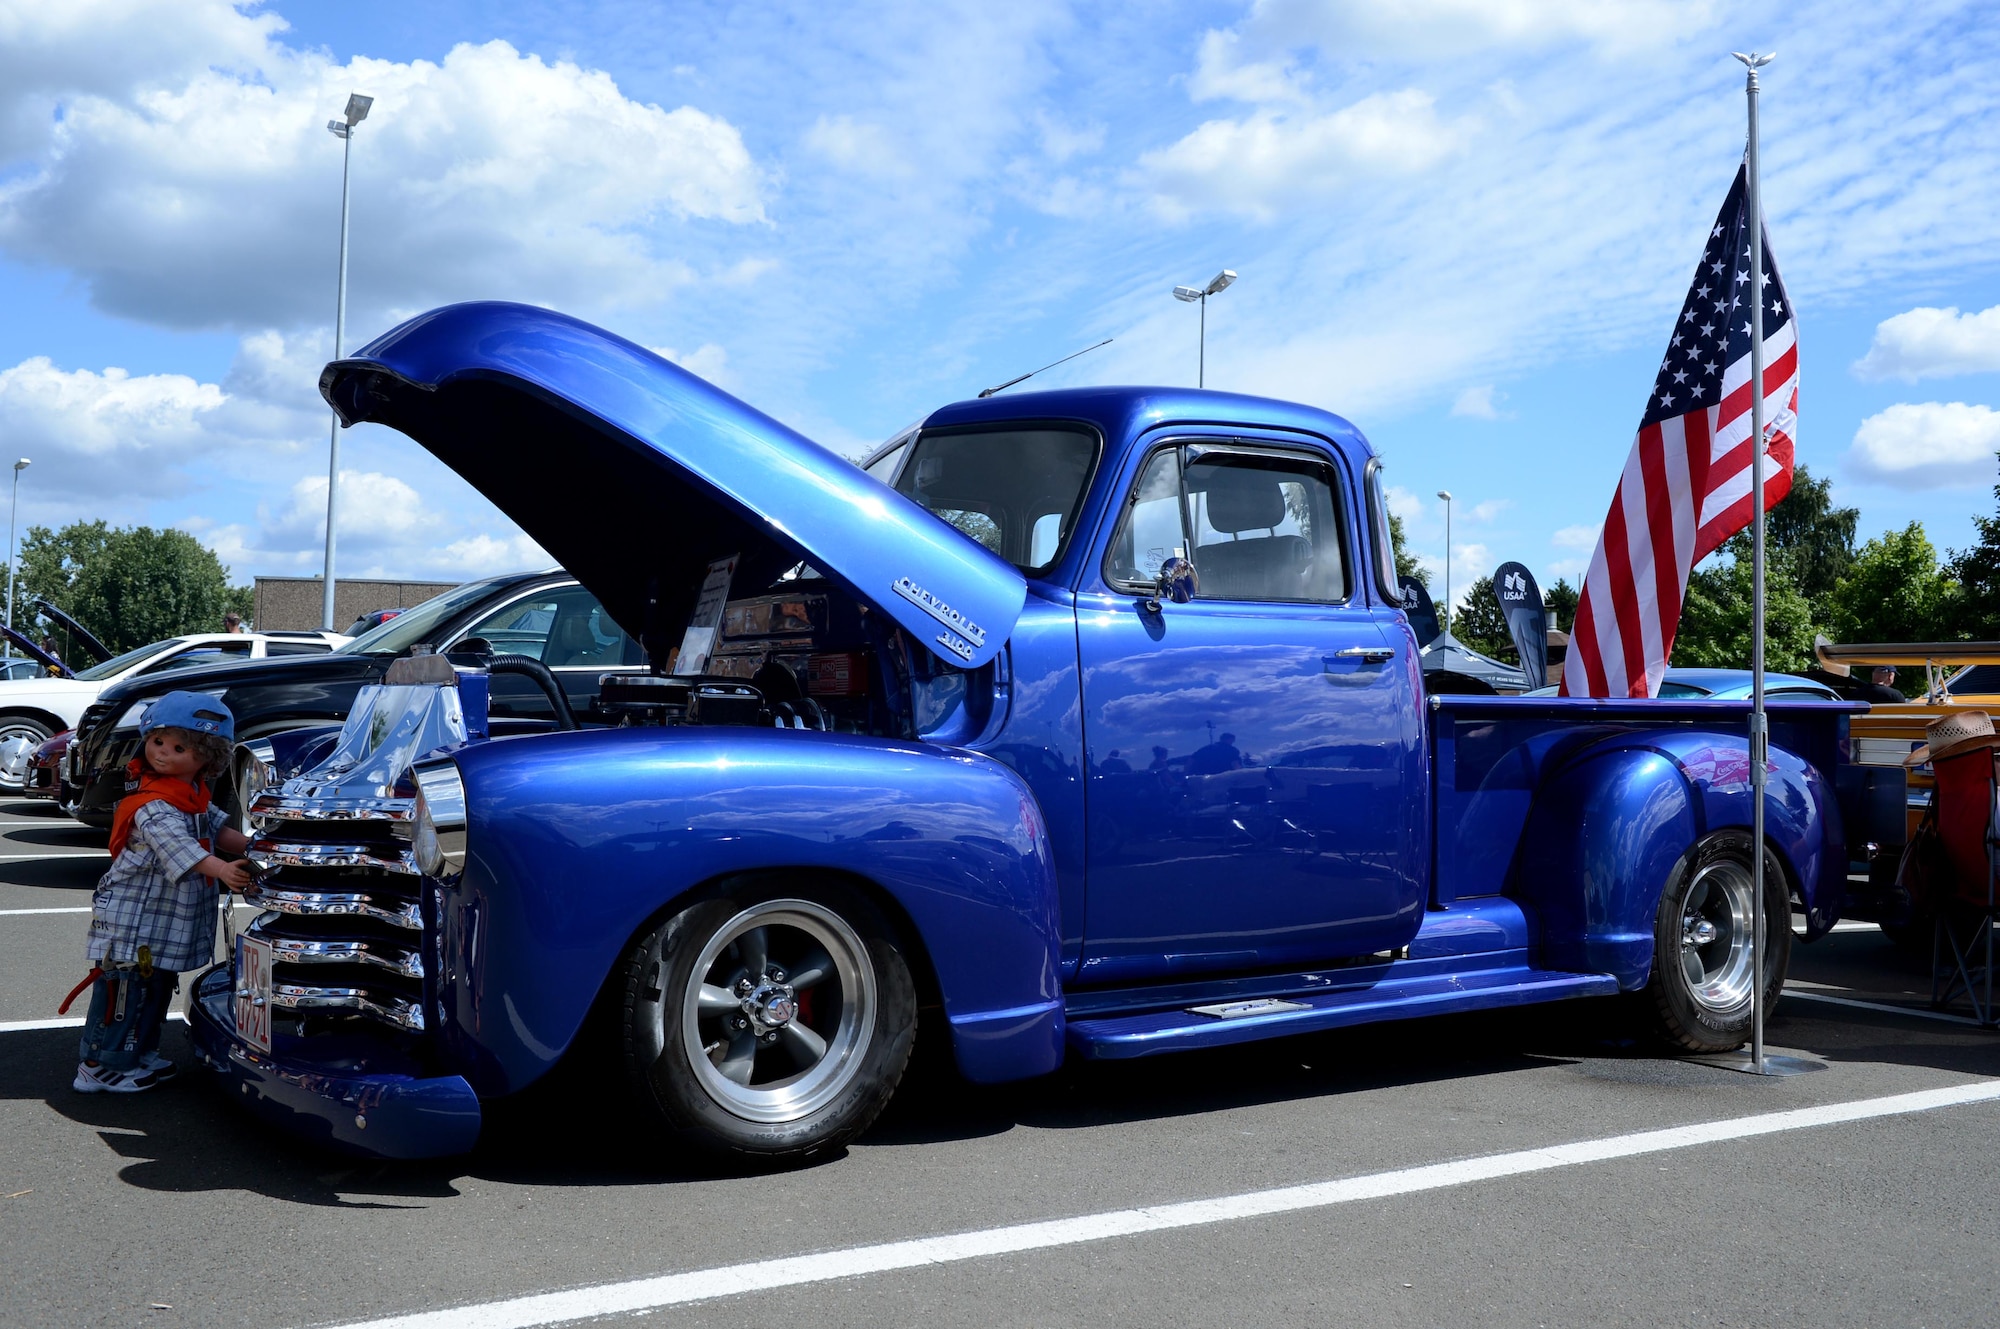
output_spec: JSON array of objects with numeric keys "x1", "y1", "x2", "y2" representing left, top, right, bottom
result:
[
  {"x1": 12, "y1": 460, "x2": 27, "y2": 472},
  {"x1": 1172, "y1": 286, "x2": 1203, "y2": 302},
  {"x1": 344, "y1": 93, "x2": 374, "y2": 125},
  {"x1": 1204, "y1": 269, "x2": 1237, "y2": 296},
  {"x1": 1436, "y1": 489, "x2": 1452, "y2": 502}
]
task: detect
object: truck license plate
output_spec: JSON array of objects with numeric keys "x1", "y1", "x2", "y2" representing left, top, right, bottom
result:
[{"x1": 234, "y1": 934, "x2": 273, "y2": 1054}]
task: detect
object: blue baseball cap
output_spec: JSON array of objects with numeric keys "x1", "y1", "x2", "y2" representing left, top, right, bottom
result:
[{"x1": 139, "y1": 691, "x2": 235, "y2": 742}]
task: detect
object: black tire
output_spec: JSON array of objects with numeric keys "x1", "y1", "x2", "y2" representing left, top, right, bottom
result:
[
  {"x1": 0, "y1": 715, "x2": 54, "y2": 795},
  {"x1": 1644, "y1": 831, "x2": 1791, "y2": 1053},
  {"x1": 621, "y1": 879, "x2": 917, "y2": 1165}
]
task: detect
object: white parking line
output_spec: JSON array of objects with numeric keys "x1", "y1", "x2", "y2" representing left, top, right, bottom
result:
[
  {"x1": 0, "y1": 1016, "x2": 85, "y2": 1032},
  {"x1": 322, "y1": 1081, "x2": 2000, "y2": 1329},
  {"x1": 0, "y1": 906, "x2": 91, "y2": 915},
  {"x1": 0, "y1": 851, "x2": 108, "y2": 860},
  {"x1": 1785, "y1": 988, "x2": 1986, "y2": 1027}
]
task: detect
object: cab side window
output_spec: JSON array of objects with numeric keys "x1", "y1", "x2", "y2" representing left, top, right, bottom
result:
[{"x1": 1107, "y1": 447, "x2": 1348, "y2": 603}]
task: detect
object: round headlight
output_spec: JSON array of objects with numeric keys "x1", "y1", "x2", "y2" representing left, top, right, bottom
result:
[{"x1": 410, "y1": 759, "x2": 467, "y2": 880}]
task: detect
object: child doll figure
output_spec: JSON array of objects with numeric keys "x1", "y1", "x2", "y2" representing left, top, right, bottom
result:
[{"x1": 72, "y1": 691, "x2": 254, "y2": 1093}]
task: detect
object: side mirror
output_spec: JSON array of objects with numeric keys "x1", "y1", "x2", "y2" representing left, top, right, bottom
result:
[{"x1": 1144, "y1": 556, "x2": 1200, "y2": 612}]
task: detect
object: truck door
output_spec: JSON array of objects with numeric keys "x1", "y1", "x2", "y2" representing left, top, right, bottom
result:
[{"x1": 1075, "y1": 440, "x2": 1426, "y2": 986}]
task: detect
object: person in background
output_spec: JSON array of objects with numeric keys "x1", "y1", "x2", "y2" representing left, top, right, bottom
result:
[
  {"x1": 222, "y1": 611, "x2": 244, "y2": 634},
  {"x1": 1866, "y1": 666, "x2": 1906, "y2": 703},
  {"x1": 64, "y1": 692, "x2": 253, "y2": 1093}
]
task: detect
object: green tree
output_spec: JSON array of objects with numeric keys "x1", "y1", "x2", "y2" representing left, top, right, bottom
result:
[
  {"x1": 18, "y1": 520, "x2": 112, "y2": 612},
  {"x1": 1388, "y1": 511, "x2": 1428, "y2": 586},
  {"x1": 17, "y1": 521, "x2": 236, "y2": 654},
  {"x1": 1760, "y1": 464, "x2": 1858, "y2": 603},
  {"x1": 1949, "y1": 458, "x2": 2000, "y2": 639},
  {"x1": 1544, "y1": 577, "x2": 1579, "y2": 634},
  {"x1": 1453, "y1": 573, "x2": 1516, "y2": 661},
  {"x1": 1671, "y1": 548, "x2": 1820, "y2": 673},
  {"x1": 1826, "y1": 523, "x2": 1961, "y2": 645}
]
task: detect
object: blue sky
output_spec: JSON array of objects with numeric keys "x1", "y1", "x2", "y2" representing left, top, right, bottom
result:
[{"x1": 2, "y1": 0, "x2": 1997, "y2": 606}]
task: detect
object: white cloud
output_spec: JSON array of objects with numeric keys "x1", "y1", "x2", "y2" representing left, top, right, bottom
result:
[
  {"x1": 803, "y1": 115, "x2": 912, "y2": 179},
  {"x1": 1140, "y1": 89, "x2": 1463, "y2": 220},
  {"x1": 1852, "y1": 304, "x2": 2000, "y2": 382},
  {"x1": 0, "y1": 356, "x2": 226, "y2": 502},
  {"x1": 1847, "y1": 402, "x2": 2000, "y2": 490},
  {"x1": 1551, "y1": 523, "x2": 1600, "y2": 550},
  {"x1": 204, "y1": 468, "x2": 552, "y2": 581},
  {"x1": 0, "y1": 4, "x2": 766, "y2": 331},
  {"x1": 1383, "y1": 484, "x2": 1424, "y2": 522},
  {"x1": 1466, "y1": 498, "x2": 1511, "y2": 523},
  {"x1": 1451, "y1": 384, "x2": 1507, "y2": 419},
  {"x1": 652, "y1": 343, "x2": 738, "y2": 392},
  {"x1": 1188, "y1": 30, "x2": 1310, "y2": 105},
  {"x1": 1235, "y1": 0, "x2": 1720, "y2": 58}
]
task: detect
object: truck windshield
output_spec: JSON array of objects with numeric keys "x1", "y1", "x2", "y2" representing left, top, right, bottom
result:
[{"x1": 893, "y1": 425, "x2": 1098, "y2": 575}]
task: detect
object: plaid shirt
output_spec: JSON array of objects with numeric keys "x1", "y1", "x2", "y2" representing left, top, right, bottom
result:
[{"x1": 87, "y1": 799, "x2": 231, "y2": 973}]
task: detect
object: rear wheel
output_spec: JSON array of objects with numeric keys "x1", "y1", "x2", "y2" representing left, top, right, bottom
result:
[
  {"x1": 621, "y1": 882, "x2": 917, "y2": 1165},
  {"x1": 0, "y1": 716, "x2": 53, "y2": 795},
  {"x1": 1645, "y1": 831, "x2": 1791, "y2": 1052}
]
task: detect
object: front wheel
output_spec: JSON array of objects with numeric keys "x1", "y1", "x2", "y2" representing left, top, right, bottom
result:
[
  {"x1": 621, "y1": 882, "x2": 917, "y2": 1165},
  {"x1": 0, "y1": 716, "x2": 53, "y2": 795},
  {"x1": 1644, "y1": 832, "x2": 1791, "y2": 1052}
]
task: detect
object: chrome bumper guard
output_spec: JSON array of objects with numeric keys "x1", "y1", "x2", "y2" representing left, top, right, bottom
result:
[
  {"x1": 271, "y1": 981, "x2": 426, "y2": 1031},
  {"x1": 259, "y1": 934, "x2": 425, "y2": 979},
  {"x1": 244, "y1": 886, "x2": 423, "y2": 931},
  {"x1": 249, "y1": 840, "x2": 418, "y2": 874}
]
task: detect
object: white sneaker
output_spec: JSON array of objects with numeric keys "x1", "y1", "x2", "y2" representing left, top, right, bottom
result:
[{"x1": 72, "y1": 1061, "x2": 160, "y2": 1094}]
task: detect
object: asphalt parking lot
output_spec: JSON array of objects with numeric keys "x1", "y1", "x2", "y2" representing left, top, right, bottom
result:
[{"x1": 3, "y1": 793, "x2": 1997, "y2": 1329}]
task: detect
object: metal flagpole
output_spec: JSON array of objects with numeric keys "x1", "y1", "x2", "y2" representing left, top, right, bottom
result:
[
  {"x1": 1710, "y1": 50, "x2": 1820, "y2": 1079},
  {"x1": 1743, "y1": 49, "x2": 1770, "y2": 1075}
]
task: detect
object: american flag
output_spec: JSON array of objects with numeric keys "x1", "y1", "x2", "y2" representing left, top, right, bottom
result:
[{"x1": 1561, "y1": 161, "x2": 1798, "y2": 698}]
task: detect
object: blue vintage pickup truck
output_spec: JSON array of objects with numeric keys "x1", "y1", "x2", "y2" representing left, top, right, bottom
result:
[{"x1": 188, "y1": 302, "x2": 1861, "y2": 1164}]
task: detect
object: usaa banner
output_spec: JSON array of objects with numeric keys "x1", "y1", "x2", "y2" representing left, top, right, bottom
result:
[{"x1": 1492, "y1": 561, "x2": 1548, "y2": 691}]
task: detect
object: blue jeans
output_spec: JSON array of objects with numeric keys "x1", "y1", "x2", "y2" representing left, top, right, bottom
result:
[{"x1": 77, "y1": 966, "x2": 178, "y2": 1071}]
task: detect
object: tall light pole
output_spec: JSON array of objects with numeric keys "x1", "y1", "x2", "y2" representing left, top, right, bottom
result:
[
  {"x1": 5, "y1": 459, "x2": 27, "y2": 660},
  {"x1": 1436, "y1": 489, "x2": 1454, "y2": 641},
  {"x1": 1172, "y1": 269, "x2": 1237, "y2": 388},
  {"x1": 321, "y1": 92, "x2": 373, "y2": 632}
]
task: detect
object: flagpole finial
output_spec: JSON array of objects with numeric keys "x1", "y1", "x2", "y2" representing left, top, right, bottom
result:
[{"x1": 1731, "y1": 50, "x2": 1776, "y2": 81}]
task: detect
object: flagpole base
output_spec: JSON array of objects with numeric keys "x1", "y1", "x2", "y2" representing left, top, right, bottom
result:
[{"x1": 1685, "y1": 1048, "x2": 1827, "y2": 1076}]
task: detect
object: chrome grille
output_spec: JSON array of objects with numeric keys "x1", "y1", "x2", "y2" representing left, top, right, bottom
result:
[{"x1": 243, "y1": 789, "x2": 428, "y2": 1037}]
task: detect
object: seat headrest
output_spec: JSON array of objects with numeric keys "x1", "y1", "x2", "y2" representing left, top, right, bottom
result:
[{"x1": 1200, "y1": 467, "x2": 1286, "y2": 533}]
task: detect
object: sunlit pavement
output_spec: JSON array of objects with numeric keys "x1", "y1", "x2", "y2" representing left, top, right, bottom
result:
[{"x1": 3, "y1": 796, "x2": 1995, "y2": 1328}]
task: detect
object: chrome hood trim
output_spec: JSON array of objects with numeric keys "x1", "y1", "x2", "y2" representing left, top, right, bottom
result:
[{"x1": 319, "y1": 302, "x2": 1025, "y2": 669}]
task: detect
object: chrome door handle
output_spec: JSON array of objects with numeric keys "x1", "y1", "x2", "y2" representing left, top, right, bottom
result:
[{"x1": 1332, "y1": 647, "x2": 1395, "y2": 663}]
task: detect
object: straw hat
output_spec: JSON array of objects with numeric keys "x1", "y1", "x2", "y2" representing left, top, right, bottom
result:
[{"x1": 1908, "y1": 709, "x2": 2000, "y2": 766}]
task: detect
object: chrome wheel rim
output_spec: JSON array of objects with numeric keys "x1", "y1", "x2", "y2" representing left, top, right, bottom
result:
[
  {"x1": 0, "y1": 723, "x2": 45, "y2": 791},
  {"x1": 680, "y1": 899, "x2": 874, "y2": 1124},
  {"x1": 1679, "y1": 858, "x2": 1759, "y2": 1011}
]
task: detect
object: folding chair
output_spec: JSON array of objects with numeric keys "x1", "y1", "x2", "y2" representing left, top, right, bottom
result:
[{"x1": 1928, "y1": 747, "x2": 1998, "y2": 1026}]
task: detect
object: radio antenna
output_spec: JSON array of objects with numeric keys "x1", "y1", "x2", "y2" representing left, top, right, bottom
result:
[{"x1": 977, "y1": 338, "x2": 1112, "y2": 398}]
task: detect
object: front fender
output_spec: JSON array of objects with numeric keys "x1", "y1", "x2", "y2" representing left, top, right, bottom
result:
[
  {"x1": 1515, "y1": 730, "x2": 1841, "y2": 990},
  {"x1": 437, "y1": 727, "x2": 1062, "y2": 1095}
]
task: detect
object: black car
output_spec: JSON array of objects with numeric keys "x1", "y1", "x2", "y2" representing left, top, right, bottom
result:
[{"x1": 68, "y1": 570, "x2": 647, "y2": 826}]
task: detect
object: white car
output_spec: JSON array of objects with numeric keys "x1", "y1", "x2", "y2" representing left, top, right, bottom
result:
[{"x1": 0, "y1": 631, "x2": 348, "y2": 793}]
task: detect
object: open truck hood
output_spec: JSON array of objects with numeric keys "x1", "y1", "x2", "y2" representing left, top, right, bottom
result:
[{"x1": 320, "y1": 302, "x2": 1024, "y2": 669}]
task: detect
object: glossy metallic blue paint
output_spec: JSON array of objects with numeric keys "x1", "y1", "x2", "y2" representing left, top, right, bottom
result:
[
  {"x1": 435, "y1": 725, "x2": 1063, "y2": 1093},
  {"x1": 320, "y1": 302, "x2": 1025, "y2": 669},
  {"x1": 1436, "y1": 695, "x2": 1852, "y2": 988},
  {"x1": 199, "y1": 323, "x2": 1868, "y2": 1161},
  {"x1": 185, "y1": 968, "x2": 482, "y2": 1159}
]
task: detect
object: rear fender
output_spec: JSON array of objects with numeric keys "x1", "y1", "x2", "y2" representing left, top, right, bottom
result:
[
  {"x1": 1515, "y1": 730, "x2": 1839, "y2": 989},
  {"x1": 440, "y1": 727, "x2": 1062, "y2": 1095}
]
